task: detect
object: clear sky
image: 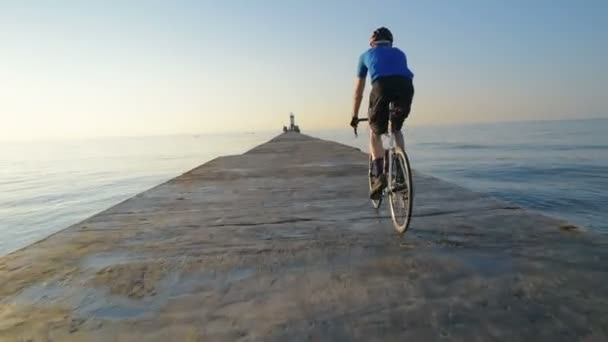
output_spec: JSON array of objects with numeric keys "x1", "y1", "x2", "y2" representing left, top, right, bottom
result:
[{"x1": 1, "y1": 0, "x2": 607, "y2": 141}]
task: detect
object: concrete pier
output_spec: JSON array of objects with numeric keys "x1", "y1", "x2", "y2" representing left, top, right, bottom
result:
[{"x1": 1, "y1": 133, "x2": 607, "y2": 341}]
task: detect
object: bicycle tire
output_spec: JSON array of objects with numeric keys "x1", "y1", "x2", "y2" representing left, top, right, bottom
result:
[{"x1": 388, "y1": 147, "x2": 414, "y2": 233}]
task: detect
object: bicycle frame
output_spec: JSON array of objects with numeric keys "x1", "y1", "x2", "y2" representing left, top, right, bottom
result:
[
  {"x1": 354, "y1": 113, "x2": 414, "y2": 234},
  {"x1": 354, "y1": 117, "x2": 397, "y2": 191},
  {"x1": 353, "y1": 109, "x2": 413, "y2": 234},
  {"x1": 353, "y1": 118, "x2": 397, "y2": 154}
]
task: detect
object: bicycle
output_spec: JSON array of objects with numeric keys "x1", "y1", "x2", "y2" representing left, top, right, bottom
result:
[{"x1": 353, "y1": 103, "x2": 414, "y2": 234}]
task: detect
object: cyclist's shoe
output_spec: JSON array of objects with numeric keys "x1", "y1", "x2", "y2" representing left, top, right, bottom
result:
[
  {"x1": 395, "y1": 167, "x2": 405, "y2": 185},
  {"x1": 370, "y1": 174, "x2": 387, "y2": 200},
  {"x1": 392, "y1": 182, "x2": 408, "y2": 193},
  {"x1": 393, "y1": 168, "x2": 407, "y2": 192}
]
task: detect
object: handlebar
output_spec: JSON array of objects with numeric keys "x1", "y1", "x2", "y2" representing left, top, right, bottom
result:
[{"x1": 353, "y1": 118, "x2": 368, "y2": 137}]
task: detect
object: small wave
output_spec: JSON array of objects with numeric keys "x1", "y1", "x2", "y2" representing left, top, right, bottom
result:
[
  {"x1": 417, "y1": 142, "x2": 494, "y2": 150},
  {"x1": 417, "y1": 142, "x2": 608, "y2": 152}
]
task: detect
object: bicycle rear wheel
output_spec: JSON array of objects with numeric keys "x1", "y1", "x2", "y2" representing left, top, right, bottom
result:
[{"x1": 388, "y1": 148, "x2": 414, "y2": 233}]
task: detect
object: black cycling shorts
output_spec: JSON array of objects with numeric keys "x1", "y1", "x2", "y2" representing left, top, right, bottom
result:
[{"x1": 368, "y1": 75, "x2": 414, "y2": 135}]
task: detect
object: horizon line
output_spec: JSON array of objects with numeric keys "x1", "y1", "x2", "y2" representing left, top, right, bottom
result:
[{"x1": 1, "y1": 116, "x2": 605, "y2": 144}]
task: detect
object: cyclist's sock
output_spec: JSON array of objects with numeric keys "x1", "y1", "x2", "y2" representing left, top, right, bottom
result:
[{"x1": 373, "y1": 158, "x2": 384, "y2": 176}]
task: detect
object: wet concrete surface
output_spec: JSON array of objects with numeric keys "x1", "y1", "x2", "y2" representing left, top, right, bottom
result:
[{"x1": 1, "y1": 132, "x2": 607, "y2": 341}]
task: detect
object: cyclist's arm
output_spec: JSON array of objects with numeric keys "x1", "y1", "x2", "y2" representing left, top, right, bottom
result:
[
  {"x1": 352, "y1": 54, "x2": 368, "y2": 118},
  {"x1": 352, "y1": 77, "x2": 365, "y2": 117}
]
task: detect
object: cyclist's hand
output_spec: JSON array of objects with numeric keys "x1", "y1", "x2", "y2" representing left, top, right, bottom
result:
[{"x1": 350, "y1": 115, "x2": 359, "y2": 128}]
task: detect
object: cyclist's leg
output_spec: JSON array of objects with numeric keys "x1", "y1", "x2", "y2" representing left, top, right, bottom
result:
[
  {"x1": 394, "y1": 130, "x2": 405, "y2": 152},
  {"x1": 390, "y1": 77, "x2": 414, "y2": 152},
  {"x1": 369, "y1": 132, "x2": 383, "y2": 163},
  {"x1": 368, "y1": 82, "x2": 389, "y2": 176},
  {"x1": 392, "y1": 108, "x2": 407, "y2": 152},
  {"x1": 368, "y1": 81, "x2": 390, "y2": 199}
]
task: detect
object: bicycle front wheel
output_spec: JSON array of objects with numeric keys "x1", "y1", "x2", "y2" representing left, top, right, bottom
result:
[{"x1": 388, "y1": 148, "x2": 414, "y2": 234}]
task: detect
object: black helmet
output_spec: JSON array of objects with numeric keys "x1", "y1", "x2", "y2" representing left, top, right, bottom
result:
[{"x1": 370, "y1": 27, "x2": 393, "y2": 45}]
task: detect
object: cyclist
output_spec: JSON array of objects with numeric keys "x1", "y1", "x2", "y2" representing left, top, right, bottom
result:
[{"x1": 350, "y1": 27, "x2": 415, "y2": 200}]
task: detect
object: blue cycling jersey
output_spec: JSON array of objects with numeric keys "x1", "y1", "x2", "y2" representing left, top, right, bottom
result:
[{"x1": 357, "y1": 43, "x2": 414, "y2": 82}]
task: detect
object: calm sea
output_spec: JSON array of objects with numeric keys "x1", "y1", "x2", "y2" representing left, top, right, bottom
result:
[{"x1": 1, "y1": 119, "x2": 607, "y2": 256}]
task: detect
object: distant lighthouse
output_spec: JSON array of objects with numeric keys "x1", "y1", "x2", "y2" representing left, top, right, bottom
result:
[{"x1": 283, "y1": 112, "x2": 301, "y2": 133}]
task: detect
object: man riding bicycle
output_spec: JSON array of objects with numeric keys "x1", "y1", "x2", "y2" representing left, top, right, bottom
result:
[{"x1": 350, "y1": 27, "x2": 415, "y2": 200}]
